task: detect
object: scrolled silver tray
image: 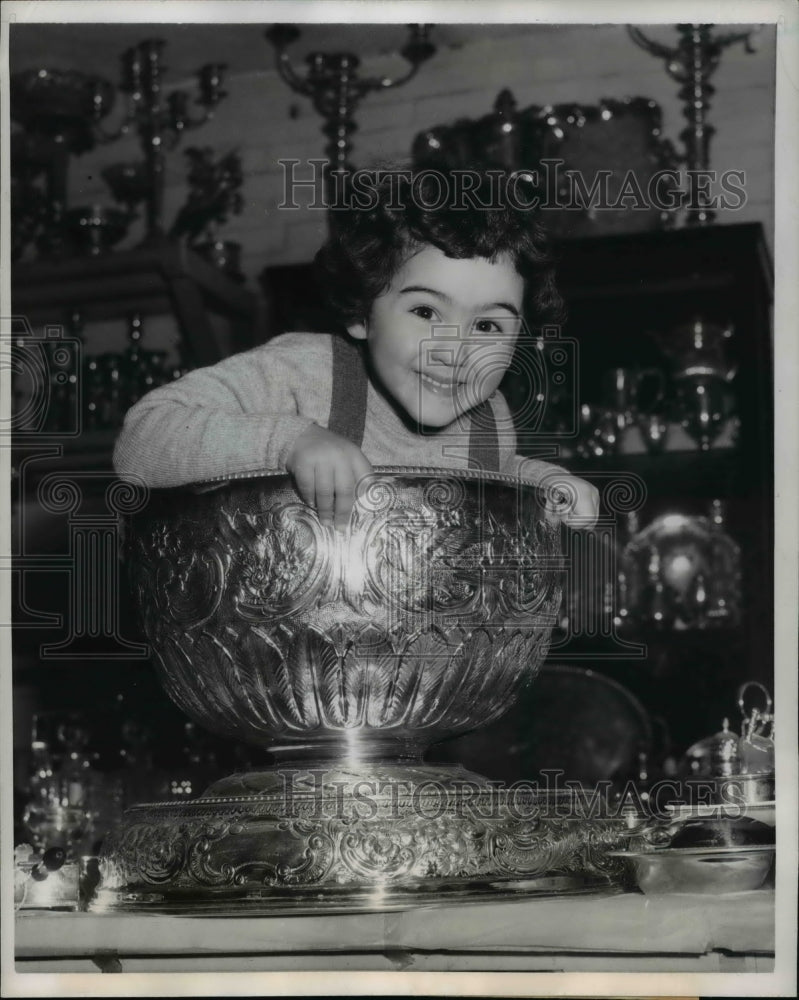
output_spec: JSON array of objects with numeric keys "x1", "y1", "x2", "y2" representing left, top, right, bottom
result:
[{"x1": 90, "y1": 873, "x2": 622, "y2": 917}]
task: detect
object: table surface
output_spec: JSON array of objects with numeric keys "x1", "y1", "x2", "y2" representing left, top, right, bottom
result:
[{"x1": 16, "y1": 888, "x2": 775, "y2": 972}]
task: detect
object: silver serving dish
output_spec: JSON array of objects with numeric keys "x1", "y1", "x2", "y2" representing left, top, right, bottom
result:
[
  {"x1": 665, "y1": 801, "x2": 775, "y2": 827},
  {"x1": 435, "y1": 663, "x2": 653, "y2": 787},
  {"x1": 98, "y1": 468, "x2": 631, "y2": 910},
  {"x1": 610, "y1": 845, "x2": 774, "y2": 895},
  {"x1": 413, "y1": 94, "x2": 680, "y2": 238},
  {"x1": 695, "y1": 772, "x2": 775, "y2": 806}
]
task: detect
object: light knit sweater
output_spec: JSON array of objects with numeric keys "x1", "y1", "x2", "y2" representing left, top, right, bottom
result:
[{"x1": 113, "y1": 332, "x2": 563, "y2": 488}]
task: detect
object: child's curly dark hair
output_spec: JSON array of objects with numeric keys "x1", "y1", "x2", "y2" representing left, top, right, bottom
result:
[{"x1": 314, "y1": 168, "x2": 564, "y2": 330}]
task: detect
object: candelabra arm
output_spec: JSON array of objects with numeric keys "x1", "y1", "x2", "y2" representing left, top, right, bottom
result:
[
  {"x1": 714, "y1": 26, "x2": 762, "y2": 52},
  {"x1": 273, "y1": 50, "x2": 316, "y2": 97},
  {"x1": 373, "y1": 24, "x2": 436, "y2": 90},
  {"x1": 626, "y1": 21, "x2": 762, "y2": 228},
  {"x1": 265, "y1": 21, "x2": 435, "y2": 203},
  {"x1": 627, "y1": 26, "x2": 678, "y2": 61},
  {"x1": 94, "y1": 120, "x2": 134, "y2": 144},
  {"x1": 365, "y1": 61, "x2": 424, "y2": 93},
  {"x1": 170, "y1": 107, "x2": 216, "y2": 136},
  {"x1": 91, "y1": 97, "x2": 138, "y2": 144},
  {"x1": 162, "y1": 127, "x2": 184, "y2": 153}
]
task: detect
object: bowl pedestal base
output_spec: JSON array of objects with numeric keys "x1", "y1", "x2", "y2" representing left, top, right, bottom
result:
[{"x1": 96, "y1": 762, "x2": 629, "y2": 914}]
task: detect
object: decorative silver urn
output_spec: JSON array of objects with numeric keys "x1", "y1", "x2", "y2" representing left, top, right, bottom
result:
[{"x1": 98, "y1": 469, "x2": 624, "y2": 911}]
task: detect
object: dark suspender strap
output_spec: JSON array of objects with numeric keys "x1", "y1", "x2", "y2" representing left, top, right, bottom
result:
[
  {"x1": 329, "y1": 332, "x2": 500, "y2": 470},
  {"x1": 328, "y1": 334, "x2": 370, "y2": 447},
  {"x1": 467, "y1": 400, "x2": 500, "y2": 473}
]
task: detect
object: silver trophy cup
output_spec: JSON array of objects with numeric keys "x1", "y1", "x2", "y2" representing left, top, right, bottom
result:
[{"x1": 98, "y1": 469, "x2": 626, "y2": 911}]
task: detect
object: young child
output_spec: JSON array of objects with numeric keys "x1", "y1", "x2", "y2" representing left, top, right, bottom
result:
[{"x1": 113, "y1": 169, "x2": 598, "y2": 530}]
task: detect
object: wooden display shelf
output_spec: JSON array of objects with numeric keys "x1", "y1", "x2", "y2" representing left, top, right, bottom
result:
[
  {"x1": 12, "y1": 241, "x2": 263, "y2": 364},
  {"x1": 554, "y1": 221, "x2": 774, "y2": 299},
  {"x1": 14, "y1": 889, "x2": 775, "y2": 973}
]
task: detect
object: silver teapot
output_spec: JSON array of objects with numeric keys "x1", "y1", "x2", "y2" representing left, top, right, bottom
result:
[{"x1": 656, "y1": 317, "x2": 737, "y2": 451}]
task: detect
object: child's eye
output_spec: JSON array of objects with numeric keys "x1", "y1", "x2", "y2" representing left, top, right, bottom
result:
[
  {"x1": 411, "y1": 305, "x2": 437, "y2": 321},
  {"x1": 473, "y1": 318, "x2": 503, "y2": 334}
]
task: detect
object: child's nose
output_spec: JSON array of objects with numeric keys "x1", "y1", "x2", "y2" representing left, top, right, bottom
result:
[{"x1": 428, "y1": 348, "x2": 457, "y2": 367}]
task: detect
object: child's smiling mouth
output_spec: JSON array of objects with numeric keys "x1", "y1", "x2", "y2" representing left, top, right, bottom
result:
[{"x1": 417, "y1": 369, "x2": 465, "y2": 395}]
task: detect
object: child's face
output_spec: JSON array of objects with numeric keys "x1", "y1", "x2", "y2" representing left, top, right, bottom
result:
[{"x1": 348, "y1": 246, "x2": 524, "y2": 428}]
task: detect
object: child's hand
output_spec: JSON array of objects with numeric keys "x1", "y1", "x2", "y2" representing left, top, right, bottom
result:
[
  {"x1": 543, "y1": 473, "x2": 599, "y2": 530},
  {"x1": 286, "y1": 424, "x2": 373, "y2": 531}
]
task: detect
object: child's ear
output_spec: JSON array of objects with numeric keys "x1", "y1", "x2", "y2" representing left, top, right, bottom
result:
[{"x1": 347, "y1": 320, "x2": 368, "y2": 341}]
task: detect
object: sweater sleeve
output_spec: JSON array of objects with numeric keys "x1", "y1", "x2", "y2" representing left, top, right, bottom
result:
[
  {"x1": 491, "y1": 391, "x2": 571, "y2": 485},
  {"x1": 113, "y1": 334, "x2": 330, "y2": 488}
]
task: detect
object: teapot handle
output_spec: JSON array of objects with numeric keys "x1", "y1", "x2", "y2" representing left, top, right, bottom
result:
[
  {"x1": 737, "y1": 680, "x2": 772, "y2": 717},
  {"x1": 737, "y1": 681, "x2": 773, "y2": 740}
]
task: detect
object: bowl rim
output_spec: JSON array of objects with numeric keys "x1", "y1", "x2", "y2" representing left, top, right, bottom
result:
[{"x1": 173, "y1": 465, "x2": 559, "y2": 496}]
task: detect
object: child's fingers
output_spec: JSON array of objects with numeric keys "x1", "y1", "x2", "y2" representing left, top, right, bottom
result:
[
  {"x1": 543, "y1": 481, "x2": 577, "y2": 520},
  {"x1": 292, "y1": 463, "x2": 316, "y2": 510},
  {"x1": 562, "y1": 509, "x2": 599, "y2": 529},
  {"x1": 333, "y1": 465, "x2": 356, "y2": 532},
  {"x1": 574, "y1": 487, "x2": 600, "y2": 526},
  {"x1": 562, "y1": 485, "x2": 599, "y2": 529},
  {"x1": 543, "y1": 477, "x2": 600, "y2": 530},
  {"x1": 573, "y1": 480, "x2": 599, "y2": 526},
  {"x1": 288, "y1": 438, "x2": 373, "y2": 531},
  {"x1": 314, "y1": 466, "x2": 336, "y2": 528}
]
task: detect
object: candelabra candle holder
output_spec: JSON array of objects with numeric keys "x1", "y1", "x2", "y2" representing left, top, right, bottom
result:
[
  {"x1": 28, "y1": 311, "x2": 177, "y2": 435},
  {"x1": 119, "y1": 313, "x2": 168, "y2": 407},
  {"x1": 627, "y1": 23, "x2": 761, "y2": 225},
  {"x1": 64, "y1": 204, "x2": 131, "y2": 257},
  {"x1": 94, "y1": 39, "x2": 228, "y2": 242},
  {"x1": 101, "y1": 161, "x2": 150, "y2": 220},
  {"x1": 10, "y1": 69, "x2": 117, "y2": 257},
  {"x1": 169, "y1": 146, "x2": 245, "y2": 280},
  {"x1": 265, "y1": 24, "x2": 436, "y2": 197},
  {"x1": 96, "y1": 470, "x2": 632, "y2": 913},
  {"x1": 10, "y1": 131, "x2": 51, "y2": 259},
  {"x1": 21, "y1": 717, "x2": 100, "y2": 859}
]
